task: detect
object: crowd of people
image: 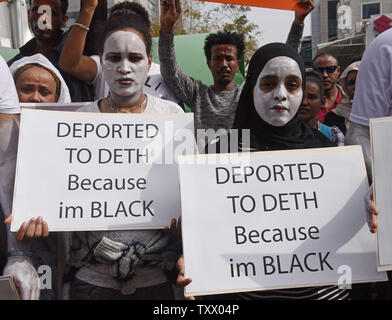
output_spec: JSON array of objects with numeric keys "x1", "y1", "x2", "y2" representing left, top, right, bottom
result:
[{"x1": 0, "y1": 0, "x2": 391, "y2": 300}]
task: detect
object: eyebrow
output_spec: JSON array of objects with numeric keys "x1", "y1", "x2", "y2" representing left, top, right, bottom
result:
[
  {"x1": 261, "y1": 74, "x2": 301, "y2": 79},
  {"x1": 105, "y1": 51, "x2": 144, "y2": 56},
  {"x1": 285, "y1": 74, "x2": 301, "y2": 78}
]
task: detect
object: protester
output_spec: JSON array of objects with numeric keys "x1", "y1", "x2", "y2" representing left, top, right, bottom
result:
[
  {"x1": 2, "y1": 54, "x2": 71, "y2": 300},
  {"x1": 345, "y1": 28, "x2": 392, "y2": 299},
  {"x1": 60, "y1": 13, "x2": 183, "y2": 300},
  {"x1": 0, "y1": 55, "x2": 20, "y2": 274},
  {"x1": 176, "y1": 42, "x2": 357, "y2": 300},
  {"x1": 10, "y1": 54, "x2": 71, "y2": 103},
  {"x1": 4, "y1": 13, "x2": 183, "y2": 300},
  {"x1": 8, "y1": 0, "x2": 94, "y2": 102},
  {"x1": 299, "y1": 71, "x2": 344, "y2": 146},
  {"x1": 346, "y1": 28, "x2": 392, "y2": 183},
  {"x1": 59, "y1": 0, "x2": 179, "y2": 103},
  {"x1": 324, "y1": 61, "x2": 361, "y2": 135},
  {"x1": 312, "y1": 53, "x2": 342, "y2": 123},
  {"x1": 0, "y1": 56, "x2": 20, "y2": 115},
  {"x1": 159, "y1": 0, "x2": 315, "y2": 131}
]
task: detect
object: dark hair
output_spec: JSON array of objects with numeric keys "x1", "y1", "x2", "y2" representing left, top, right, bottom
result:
[
  {"x1": 312, "y1": 52, "x2": 339, "y2": 66},
  {"x1": 98, "y1": 13, "x2": 152, "y2": 55},
  {"x1": 305, "y1": 70, "x2": 324, "y2": 98},
  {"x1": 109, "y1": 1, "x2": 151, "y2": 27},
  {"x1": 204, "y1": 31, "x2": 245, "y2": 61},
  {"x1": 29, "y1": 0, "x2": 69, "y2": 16}
]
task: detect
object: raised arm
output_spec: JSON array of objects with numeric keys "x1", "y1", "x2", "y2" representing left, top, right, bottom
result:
[
  {"x1": 286, "y1": 0, "x2": 315, "y2": 52},
  {"x1": 59, "y1": 0, "x2": 99, "y2": 82},
  {"x1": 159, "y1": 0, "x2": 199, "y2": 108}
]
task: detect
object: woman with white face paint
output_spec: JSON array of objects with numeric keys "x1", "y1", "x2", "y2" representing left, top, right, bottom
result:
[
  {"x1": 75, "y1": 14, "x2": 183, "y2": 116},
  {"x1": 178, "y1": 43, "x2": 349, "y2": 301},
  {"x1": 233, "y1": 42, "x2": 332, "y2": 152},
  {"x1": 235, "y1": 43, "x2": 348, "y2": 299},
  {"x1": 63, "y1": 14, "x2": 184, "y2": 300}
]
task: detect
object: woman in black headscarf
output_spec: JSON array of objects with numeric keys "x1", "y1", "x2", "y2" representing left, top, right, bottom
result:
[
  {"x1": 231, "y1": 43, "x2": 346, "y2": 299},
  {"x1": 178, "y1": 43, "x2": 348, "y2": 300},
  {"x1": 233, "y1": 42, "x2": 332, "y2": 152}
]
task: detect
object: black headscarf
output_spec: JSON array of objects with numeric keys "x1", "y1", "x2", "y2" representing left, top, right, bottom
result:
[{"x1": 233, "y1": 42, "x2": 330, "y2": 150}]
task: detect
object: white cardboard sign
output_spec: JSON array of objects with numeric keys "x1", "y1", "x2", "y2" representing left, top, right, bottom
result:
[
  {"x1": 179, "y1": 146, "x2": 387, "y2": 296},
  {"x1": 370, "y1": 117, "x2": 392, "y2": 271},
  {"x1": 11, "y1": 108, "x2": 195, "y2": 232}
]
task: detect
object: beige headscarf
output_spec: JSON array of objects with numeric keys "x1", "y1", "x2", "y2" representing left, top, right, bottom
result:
[
  {"x1": 9, "y1": 54, "x2": 71, "y2": 103},
  {"x1": 333, "y1": 61, "x2": 361, "y2": 130}
]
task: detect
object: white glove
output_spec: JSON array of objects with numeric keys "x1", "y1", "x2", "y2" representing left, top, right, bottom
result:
[
  {"x1": 3, "y1": 256, "x2": 40, "y2": 300},
  {"x1": 364, "y1": 185, "x2": 378, "y2": 233}
]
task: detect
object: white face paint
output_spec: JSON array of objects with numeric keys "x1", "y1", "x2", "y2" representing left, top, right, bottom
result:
[
  {"x1": 102, "y1": 30, "x2": 150, "y2": 104},
  {"x1": 253, "y1": 56, "x2": 303, "y2": 127}
]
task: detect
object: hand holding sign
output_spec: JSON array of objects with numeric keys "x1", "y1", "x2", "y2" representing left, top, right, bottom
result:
[
  {"x1": 5, "y1": 214, "x2": 49, "y2": 240},
  {"x1": 364, "y1": 186, "x2": 379, "y2": 234},
  {"x1": 176, "y1": 255, "x2": 195, "y2": 300}
]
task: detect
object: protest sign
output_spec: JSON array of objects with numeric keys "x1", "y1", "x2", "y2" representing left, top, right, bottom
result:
[
  {"x1": 11, "y1": 108, "x2": 195, "y2": 232},
  {"x1": 179, "y1": 146, "x2": 386, "y2": 296},
  {"x1": 0, "y1": 276, "x2": 19, "y2": 300},
  {"x1": 199, "y1": 0, "x2": 303, "y2": 11},
  {"x1": 20, "y1": 102, "x2": 90, "y2": 112},
  {"x1": 370, "y1": 117, "x2": 392, "y2": 271},
  {"x1": 0, "y1": 104, "x2": 88, "y2": 216}
]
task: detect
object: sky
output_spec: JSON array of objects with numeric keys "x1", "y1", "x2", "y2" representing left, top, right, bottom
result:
[
  {"x1": 201, "y1": 2, "x2": 312, "y2": 47},
  {"x1": 248, "y1": 7, "x2": 312, "y2": 47}
]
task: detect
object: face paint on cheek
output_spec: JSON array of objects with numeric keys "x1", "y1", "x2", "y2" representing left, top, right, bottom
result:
[
  {"x1": 253, "y1": 56, "x2": 302, "y2": 127},
  {"x1": 102, "y1": 30, "x2": 149, "y2": 99}
]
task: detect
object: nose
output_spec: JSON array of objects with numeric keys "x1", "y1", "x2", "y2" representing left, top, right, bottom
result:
[
  {"x1": 29, "y1": 91, "x2": 41, "y2": 103},
  {"x1": 117, "y1": 59, "x2": 132, "y2": 74},
  {"x1": 274, "y1": 83, "x2": 287, "y2": 101}
]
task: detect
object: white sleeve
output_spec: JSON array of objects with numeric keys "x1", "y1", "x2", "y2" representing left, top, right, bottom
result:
[
  {"x1": 0, "y1": 56, "x2": 20, "y2": 114},
  {"x1": 88, "y1": 55, "x2": 102, "y2": 85},
  {"x1": 89, "y1": 55, "x2": 108, "y2": 100},
  {"x1": 350, "y1": 29, "x2": 392, "y2": 126}
]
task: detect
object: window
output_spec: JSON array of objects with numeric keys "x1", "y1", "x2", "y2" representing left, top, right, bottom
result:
[
  {"x1": 328, "y1": 0, "x2": 339, "y2": 40},
  {"x1": 362, "y1": 2, "x2": 381, "y2": 20}
]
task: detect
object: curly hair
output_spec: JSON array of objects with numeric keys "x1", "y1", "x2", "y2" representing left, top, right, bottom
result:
[{"x1": 204, "y1": 31, "x2": 245, "y2": 61}]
